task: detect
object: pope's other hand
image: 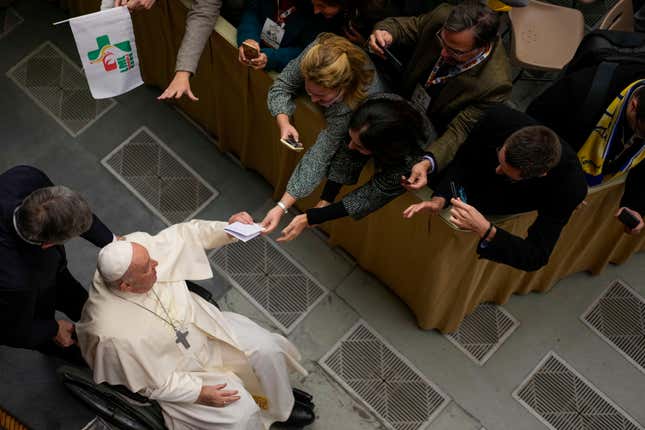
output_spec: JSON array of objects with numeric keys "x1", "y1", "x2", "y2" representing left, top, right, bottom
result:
[
  {"x1": 197, "y1": 383, "x2": 240, "y2": 407},
  {"x1": 228, "y1": 212, "x2": 254, "y2": 225}
]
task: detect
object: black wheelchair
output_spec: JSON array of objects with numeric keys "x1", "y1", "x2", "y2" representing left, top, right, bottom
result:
[{"x1": 58, "y1": 282, "x2": 218, "y2": 430}]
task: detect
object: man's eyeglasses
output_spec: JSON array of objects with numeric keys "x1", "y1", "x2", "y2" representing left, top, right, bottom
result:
[
  {"x1": 435, "y1": 29, "x2": 479, "y2": 58},
  {"x1": 12, "y1": 206, "x2": 44, "y2": 246},
  {"x1": 496, "y1": 146, "x2": 521, "y2": 182}
]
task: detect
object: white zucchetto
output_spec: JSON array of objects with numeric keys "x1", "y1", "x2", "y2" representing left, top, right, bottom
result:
[{"x1": 98, "y1": 241, "x2": 134, "y2": 282}]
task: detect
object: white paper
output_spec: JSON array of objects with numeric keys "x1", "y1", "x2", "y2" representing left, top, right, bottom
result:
[{"x1": 224, "y1": 222, "x2": 264, "y2": 242}]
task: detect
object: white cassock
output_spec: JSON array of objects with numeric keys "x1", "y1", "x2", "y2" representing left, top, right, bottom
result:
[{"x1": 77, "y1": 220, "x2": 307, "y2": 430}]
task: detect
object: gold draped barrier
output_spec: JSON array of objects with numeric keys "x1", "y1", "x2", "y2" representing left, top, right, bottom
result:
[
  {"x1": 67, "y1": 0, "x2": 645, "y2": 333},
  {"x1": 0, "y1": 406, "x2": 28, "y2": 430}
]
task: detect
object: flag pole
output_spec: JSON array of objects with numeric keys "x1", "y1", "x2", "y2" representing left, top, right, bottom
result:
[
  {"x1": 52, "y1": 6, "x2": 123, "y2": 26},
  {"x1": 52, "y1": 17, "x2": 73, "y2": 26}
]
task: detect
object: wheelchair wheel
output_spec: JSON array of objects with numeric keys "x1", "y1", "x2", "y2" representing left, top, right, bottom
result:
[{"x1": 57, "y1": 366, "x2": 167, "y2": 430}]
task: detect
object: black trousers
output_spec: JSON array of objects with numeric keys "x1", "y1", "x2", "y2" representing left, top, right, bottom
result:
[{"x1": 33, "y1": 267, "x2": 89, "y2": 366}]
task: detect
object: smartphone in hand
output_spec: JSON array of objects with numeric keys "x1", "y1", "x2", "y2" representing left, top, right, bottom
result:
[
  {"x1": 242, "y1": 41, "x2": 260, "y2": 60},
  {"x1": 383, "y1": 47, "x2": 403, "y2": 72},
  {"x1": 450, "y1": 181, "x2": 467, "y2": 203},
  {"x1": 280, "y1": 136, "x2": 304, "y2": 151},
  {"x1": 618, "y1": 208, "x2": 640, "y2": 229}
]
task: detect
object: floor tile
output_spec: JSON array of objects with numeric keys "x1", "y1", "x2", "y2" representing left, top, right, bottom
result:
[
  {"x1": 211, "y1": 236, "x2": 329, "y2": 334},
  {"x1": 6, "y1": 41, "x2": 115, "y2": 136},
  {"x1": 514, "y1": 351, "x2": 644, "y2": 430},
  {"x1": 320, "y1": 320, "x2": 450, "y2": 430},
  {"x1": 581, "y1": 279, "x2": 645, "y2": 376},
  {"x1": 102, "y1": 126, "x2": 219, "y2": 225},
  {"x1": 426, "y1": 402, "x2": 481, "y2": 430},
  {"x1": 445, "y1": 303, "x2": 520, "y2": 366}
]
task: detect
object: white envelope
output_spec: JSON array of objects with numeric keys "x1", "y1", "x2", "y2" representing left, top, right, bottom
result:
[{"x1": 224, "y1": 222, "x2": 264, "y2": 242}]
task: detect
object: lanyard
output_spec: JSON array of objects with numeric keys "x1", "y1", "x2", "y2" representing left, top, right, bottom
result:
[
  {"x1": 276, "y1": 2, "x2": 296, "y2": 26},
  {"x1": 113, "y1": 287, "x2": 191, "y2": 349},
  {"x1": 425, "y1": 43, "x2": 493, "y2": 87}
]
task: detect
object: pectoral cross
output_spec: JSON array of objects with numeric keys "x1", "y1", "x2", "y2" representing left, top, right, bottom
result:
[{"x1": 175, "y1": 329, "x2": 190, "y2": 349}]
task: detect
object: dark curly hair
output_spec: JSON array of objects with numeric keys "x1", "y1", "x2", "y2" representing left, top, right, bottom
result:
[{"x1": 504, "y1": 126, "x2": 561, "y2": 179}]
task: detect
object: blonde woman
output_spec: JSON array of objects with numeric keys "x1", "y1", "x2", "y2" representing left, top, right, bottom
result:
[{"x1": 262, "y1": 33, "x2": 385, "y2": 234}]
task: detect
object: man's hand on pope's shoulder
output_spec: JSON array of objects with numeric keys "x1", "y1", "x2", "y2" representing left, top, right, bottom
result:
[
  {"x1": 197, "y1": 383, "x2": 241, "y2": 407},
  {"x1": 228, "y1": 211, "x2": 254, "y2": 225},
  {"x1": 53, "y1": 320, "x2": 76, "y2": 348}
]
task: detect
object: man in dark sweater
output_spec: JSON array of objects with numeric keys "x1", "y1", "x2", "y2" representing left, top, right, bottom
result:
[
  {"x1": 0, "y1": 166, "x2": 114, "y2": 363},
  {"x1": 404, "y1": 105, "x2": 588, "y2": 271},
  {"x1": 527, "y1": 63, "x2": 645, "y2": 235}
]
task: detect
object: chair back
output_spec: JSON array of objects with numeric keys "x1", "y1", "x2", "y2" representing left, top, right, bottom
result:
[
  {"x1": 509, "y1": 0, "x2": 585, "y2": 71},
  {"x1": 599, "y1": 0, "x2": 635, "y2": 31}
]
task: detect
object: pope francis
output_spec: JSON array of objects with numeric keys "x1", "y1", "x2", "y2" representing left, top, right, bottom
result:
[{"x1": 76, "y1": 213, "x2": 313, "y2": 429}]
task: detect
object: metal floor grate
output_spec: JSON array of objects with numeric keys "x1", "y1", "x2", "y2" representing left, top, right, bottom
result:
[
  {"x1": 210, "y1": 236, "x2": 328, "y2": 334},
  {"x1": 445, "y1": 303, "x2": 519, "y2": 366},
  {"x1": 82, "y1": 417, "x2": 117, "y2": 430},
  {"x1": 581, "y1": 280, "x2": 645, "y2": 376},
  {"x1": 0, "y1": 7, "x2": 23, "y2": 39},
  {"x1": 102, "y1": 127, "x2": 218, "y2": 225},
  {"x1": 6, "y1": 42, "x2": 115, "y2": 136},
  {"x1": 320, "y1": 320, "x2": 450, "y2": 430},
  {"x1": 513, "y1": 351, "x2": 644, "y2": 430}
]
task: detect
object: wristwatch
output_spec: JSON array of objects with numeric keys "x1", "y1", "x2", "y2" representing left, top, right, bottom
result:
[{"x1": 276, "y1": 201, "x2": 288, "y2": 214}]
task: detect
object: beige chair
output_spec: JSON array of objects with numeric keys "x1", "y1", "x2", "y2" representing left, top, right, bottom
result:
[
  {"x1": 508, "y1": 0, "x2": 585, "y2": 81},
  {"x1": 599, "y1": 0, "x2": 634, "y2": 31}
]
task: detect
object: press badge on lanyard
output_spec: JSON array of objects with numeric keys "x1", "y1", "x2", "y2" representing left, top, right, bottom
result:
[
  {"x1": 411, "y1": 83, "x2": 431, "y2": 111},
  {"x1": 261, "y1": 6, "x2": 295, "y2": 49}
]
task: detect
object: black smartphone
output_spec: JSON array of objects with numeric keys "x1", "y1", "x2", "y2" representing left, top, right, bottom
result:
[
  {"x1": 383, "y1": 47, "x2": 403, "y2": 72},
  {"x1": 618, "y1": 208, "x2": 640, "y2": 229},
  {"x1": 280, "y1": 136, "x2": 304, "y2": 151},
  {"x1": 450, "y1": 181, "x2": 467, "y2": 203}
]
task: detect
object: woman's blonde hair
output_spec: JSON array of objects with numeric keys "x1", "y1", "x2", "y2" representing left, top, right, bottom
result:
[{"x1": 300, "y1": 33, "x2": 375, "y2": 110}]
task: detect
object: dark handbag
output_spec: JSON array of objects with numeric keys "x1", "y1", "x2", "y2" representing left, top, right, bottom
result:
[
  {"x1": 565, "y1": 30, "x2": 645, "y2": 125},
  {"x1": 565, "y1": 30, "x2": 645, "y2": 75}
]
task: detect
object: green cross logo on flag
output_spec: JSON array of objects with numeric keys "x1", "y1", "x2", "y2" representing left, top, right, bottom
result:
[{"x1": 87, "y1": 34, "x2": 135, "y2": 73}]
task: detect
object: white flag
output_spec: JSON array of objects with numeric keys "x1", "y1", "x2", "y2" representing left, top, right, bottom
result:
[{"x1": 69, "y1": 7, "x2": 143, "y2": 99}]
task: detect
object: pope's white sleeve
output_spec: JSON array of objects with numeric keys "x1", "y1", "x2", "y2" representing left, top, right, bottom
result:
[
  {"x1": 174, "y1": 220, "x2": 237, "y2": 251},
  {"x1": 146, "y1": 371, "x2": 203, "y2": 403}
]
